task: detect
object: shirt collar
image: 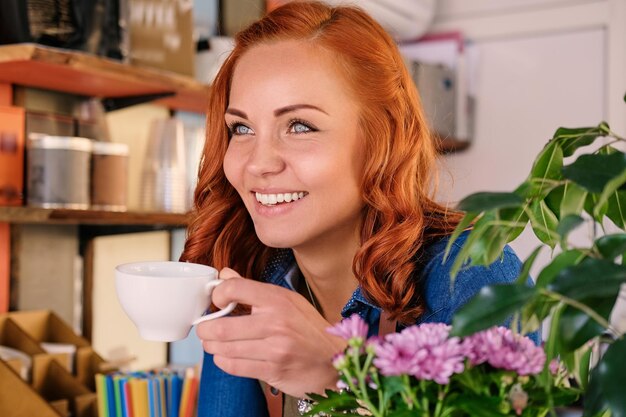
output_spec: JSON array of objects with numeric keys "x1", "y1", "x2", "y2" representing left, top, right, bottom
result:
[{"x1": 260, "y1": 248, "x2": 382, "y2": 317}]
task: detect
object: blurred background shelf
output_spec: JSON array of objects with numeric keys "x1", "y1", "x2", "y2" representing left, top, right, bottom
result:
[
  {"x1": 0, "y1": 44, "x2": 210, "y2": 113},
  {"x1": 435, "y1": 135, "x2": 471, "y2": 154},
  {"x1": 0, "y1": 207, "x2": 189, "y2": 226}
]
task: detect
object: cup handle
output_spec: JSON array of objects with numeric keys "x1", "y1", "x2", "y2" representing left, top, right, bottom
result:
[{"x1": 191, "y1": 280, "x2": 237, "y2": 325}]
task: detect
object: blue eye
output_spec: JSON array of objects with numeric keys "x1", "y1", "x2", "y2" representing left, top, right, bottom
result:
[
  {"x1": 228, "y1": 122, "x2": 253, "y2": 136},
  {"x1": 288, "y1": 120, "x2": 316, "y2": 134}
]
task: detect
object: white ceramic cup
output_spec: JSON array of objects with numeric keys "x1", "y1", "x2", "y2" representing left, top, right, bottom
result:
[{"x1": 115, "y1": 261, "x2": 236, "y2": 342}]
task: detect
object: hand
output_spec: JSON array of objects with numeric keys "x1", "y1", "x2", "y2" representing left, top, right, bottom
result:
[{"x1": 196, "y1": 268, "x2": 347, "y2": 398}]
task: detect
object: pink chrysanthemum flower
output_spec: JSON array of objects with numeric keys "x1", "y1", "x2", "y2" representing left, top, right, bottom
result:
[
  {"x1": 549, "y1": 358, "x2": 561, "y2": 375},
  {"x1": 373, "y1": 323, "x2": 465, "y2": 384},
  {"x1": 463, "y1": 327, "x2": 545, "y2": 375},
  {"x1": 327, "y1": 314, "x2": 369, "y2": 342}
]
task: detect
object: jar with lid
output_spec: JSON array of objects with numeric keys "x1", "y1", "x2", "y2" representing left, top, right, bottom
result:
[
  {"x1": 26, "y1": 135, "x2": 92, "y2": 209},
  {"x1": 91, "y1": 141, "x2": 129, "y2": 211}
]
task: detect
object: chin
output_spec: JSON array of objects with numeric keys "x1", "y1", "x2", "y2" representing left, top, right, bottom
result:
[
  {"x1": 256, "y1": 235, "x2": 297, "y2": 249},
  {"x1": 254, "y1": 228, "x2": 302, "y2": 249}
]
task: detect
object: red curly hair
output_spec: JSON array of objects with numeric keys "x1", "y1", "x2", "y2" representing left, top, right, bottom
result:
[{"x1": 181, "y1": 1, "x2": 462, "y2": 324}]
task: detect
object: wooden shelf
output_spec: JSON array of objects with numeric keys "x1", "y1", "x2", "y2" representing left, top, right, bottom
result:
[
  {"x1": 0, "y1": 207, "x2": 189, "y2": 226},
  {"x1": 0, "y1": 44, "x2": 210, "y2": 113}
]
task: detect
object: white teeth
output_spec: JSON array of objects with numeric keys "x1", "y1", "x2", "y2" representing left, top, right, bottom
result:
[{"x1": 255, "y1": 191, "x2": 306, "y2": 206}]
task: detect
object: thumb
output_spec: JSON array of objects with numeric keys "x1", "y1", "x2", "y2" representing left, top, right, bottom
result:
[{"x1": 219, "y1": 267, "x2": 242, "y2": 280}]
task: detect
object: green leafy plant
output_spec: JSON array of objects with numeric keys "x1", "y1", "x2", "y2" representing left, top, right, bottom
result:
[{"x1": 446, "y1": 96, "x2": 626, "y2": 417}]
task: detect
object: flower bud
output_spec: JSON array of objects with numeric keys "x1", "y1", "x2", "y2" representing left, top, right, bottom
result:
[{"x1": 508, "y1": 383, "x2": 528, "y2": 416}]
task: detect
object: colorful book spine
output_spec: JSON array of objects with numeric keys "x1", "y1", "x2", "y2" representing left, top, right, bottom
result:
[{"x1": 96, "y1": 368, "x2": 197, "y2": 417}]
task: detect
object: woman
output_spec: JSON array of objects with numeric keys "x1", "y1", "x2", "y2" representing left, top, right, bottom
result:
[{"x1": 181, "y1": 2, "x2": 534, "y2": 416}]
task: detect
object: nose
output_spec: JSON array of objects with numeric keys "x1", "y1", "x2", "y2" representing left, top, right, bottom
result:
[{"x1": 245, "y1": 136, "x2": 286, "y2": 177}]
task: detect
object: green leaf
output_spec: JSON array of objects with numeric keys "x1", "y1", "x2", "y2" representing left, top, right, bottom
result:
[
  {"x1": 444, "y1": 211, "x2": 478, "y2": 262},
  {"x1": 449, "y1": 212, "x2": 496, "y2": 278},
  {"x1": 544, "y1": 304, "x2": 565, "y2": 368},
  {"x1": 498, "y1": 206, "x2": 529, "y2": 242},
  {"x1": 451, "y1": 284, "x2": 536, "y2": 337},
  {"x1": 536, "y1": 250, "x2": 585, "y2": 288},
  {"x1": 548, "y1": 258, "x2": 626, "y2": 300},
  {"x1": 529, "y1": 200, "x2": 560, "y2": 248},
  {"x1": 522, "y1": 293, "x2": 557, "y2": 332},
  {"x1": 556, "y1": 214, "x2": 585, "y2": 243},
  {"x1": 307, "y1": 389, "x2": 360, "y2": 416},
  {"x1": 560, "y1": 182, "x2": 588, "y2": 217},
  {"x1": 562, "y1": 152, "x2": 626, "y2": 193},
  {"x1": 516, "y1": 178, "x2": 560, "y2": 200},
  {"x1": 515, "y1": 245, "x2": 543, "y2": 285},
  {"x1": 557, "y1": 295, "x2": 617, "y2": 352},
  {"x1": 457, "y1": 192, "x2": 523, "y2": 212},
  {"x1": 380, "y1": 375, "x2": 405, "y2": 397},
  {"x1": 578, "y1": 346, "x2": 592, "y2": 390},
  {"x1": 594, "y1": 165, "x2": 626, "y2": 219},
  {"x1": 585, "y1": 337, "x2": 626, "y2": 417},
  {"x1": 474, "y1": 225, "x2": 510, "y2": 266},
  {"x1": 553, "y1": 124, "x2": 607, "y2": 157},
  {"x1": 544, "y1": 184, "x2": 565, "y2": 218},
  {"x1": 525, "y1": 251, "x2": 585, "y2": 329},
  {"x1": 455, "y1": 395, "x2": 507, "y2": 417},
  {"x1": 605, "y1": 190, "x2": 626, "y2": 229},
  {"x1": 596, "y1": 234, "x2": 626, "y2": 259},
  {"x1": 585, "y1": 193, "x2": 608, "y2": 223},
  {"x1": 531, "y1": 139, "x2": 564, "y2": 180}
]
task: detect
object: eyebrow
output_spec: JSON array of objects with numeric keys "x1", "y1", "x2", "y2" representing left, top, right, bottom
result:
[{"x1": 225, "y1": 104, "x2": 328, "y2": 119}]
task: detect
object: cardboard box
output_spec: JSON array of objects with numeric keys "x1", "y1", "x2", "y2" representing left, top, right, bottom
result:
[
  {"x1": 8, "y1": 310, "x2": 108, "y2": 390},
  {"x1": 0, "y1": 360, "x2": 61, "y2": 417},
  {"x1": 129, "y1": 0, "x2": 195, "y2": 76},
  {"x1": 0, "y1": 314, "x2": 45, "y2": 357},
  {"x1": 0, "y1": 106, "x2": 25, "y2": 206}
]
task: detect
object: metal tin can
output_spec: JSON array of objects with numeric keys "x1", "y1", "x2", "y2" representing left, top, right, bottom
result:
[{"x1": 27, "y1": 135, "x2": 92, "y2": 209}]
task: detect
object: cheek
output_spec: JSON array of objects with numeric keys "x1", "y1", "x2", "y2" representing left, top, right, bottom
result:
[{"x1": 222, "y1": 147, "x2": 240, "y2": 188}]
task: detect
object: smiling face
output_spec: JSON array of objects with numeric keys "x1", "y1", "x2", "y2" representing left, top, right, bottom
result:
[{"x1": 223, "y1": 40, "x2": 365, "y2": 251}]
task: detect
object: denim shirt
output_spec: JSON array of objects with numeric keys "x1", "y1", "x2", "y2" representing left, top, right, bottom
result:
[{"x1": 197, "y1": 231, "x2": 539, "y2": 417}]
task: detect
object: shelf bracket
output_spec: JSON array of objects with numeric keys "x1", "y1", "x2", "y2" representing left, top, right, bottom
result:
[{"x1": 101, "y1": 92, "x2": 176, "y2": 112}]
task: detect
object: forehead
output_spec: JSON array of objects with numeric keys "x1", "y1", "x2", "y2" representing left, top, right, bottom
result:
[{"x1": 229, "y1": 40, "x2": 356, "y2": 107}]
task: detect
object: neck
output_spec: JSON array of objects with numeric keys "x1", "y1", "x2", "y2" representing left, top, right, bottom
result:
[{"x1": 292, "y1": 224, "x2": 361, "y2": 324}]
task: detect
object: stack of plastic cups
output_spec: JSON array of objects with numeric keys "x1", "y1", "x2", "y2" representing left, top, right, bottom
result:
[{"x1": 140, "y1": 118, "x2": 187, "y2": 213}]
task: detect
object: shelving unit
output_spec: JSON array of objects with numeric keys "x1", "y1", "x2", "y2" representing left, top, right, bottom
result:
[
  {"x1": 0, "y1": 43, "x2": 210, "y2": 113},
  {"x1": 0, "y1": 44, "x2": 203, "y2": 330},
  {"x1": 0, "y1": 207, "x2": 188, "y2": 226},
  {"x1": 0, "y1": 43, "x2": 204, "y2": 228}
]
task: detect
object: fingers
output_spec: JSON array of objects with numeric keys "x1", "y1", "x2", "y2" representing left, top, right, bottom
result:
[
  {"x1": 203, "y1": 339, "x2": 292, "y2": 362},
  {"x1": 219, "y1": 267, "x2": 240, "y2": 280},
  {"x1": 212, "y1": 355, "x2": 272, "y2": 382},
  {"x1": 211, "y1": 276, "x2": 293, "y2": 310},
  {"x1": 196, "y1": 314, "x2": 275, "y2": 341}
]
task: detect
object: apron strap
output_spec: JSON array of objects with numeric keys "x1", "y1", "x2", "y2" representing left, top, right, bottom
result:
[
  {"x1": 263, "y1": 310, "x2": 397, "y2": 417},
  {"x1": 264, "y1": 383, "x2": 283, "y2": 417},
  {"x1": 378, "y1": 310, "x2": 397, "y2": 337}
]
